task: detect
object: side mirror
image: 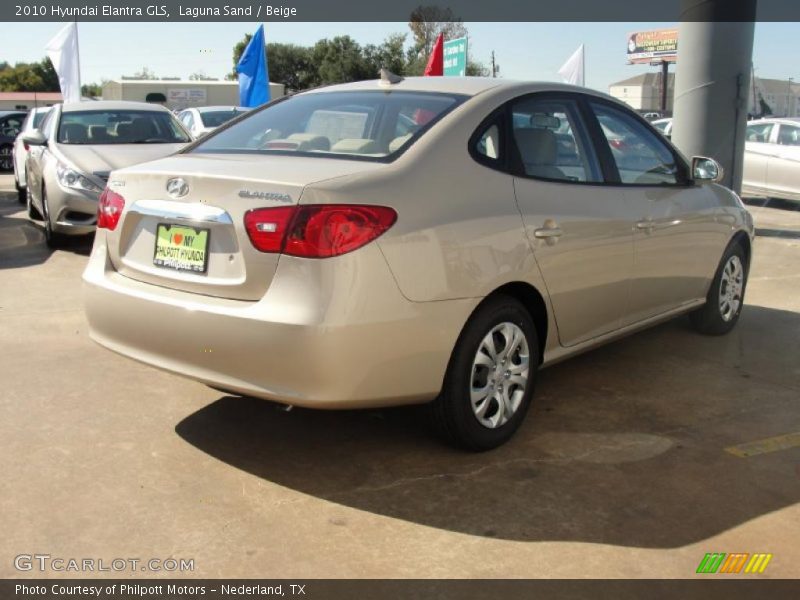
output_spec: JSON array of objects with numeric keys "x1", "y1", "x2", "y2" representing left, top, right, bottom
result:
[
  {"x1": 22, "y1": 130, "x2": 47, "y2": 147},
  {"x1": 692, "y1": 156, "x2": 723, "y2": 183}
]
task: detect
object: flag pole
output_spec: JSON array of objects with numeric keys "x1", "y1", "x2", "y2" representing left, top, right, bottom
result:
[{"x1": 74, "y1": 19, "x2": 82, "y2": 100}]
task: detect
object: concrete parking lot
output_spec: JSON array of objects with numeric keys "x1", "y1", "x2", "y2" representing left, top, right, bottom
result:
[{"x1": 1, "y1": 171, "x2": 798, "y2": 579}]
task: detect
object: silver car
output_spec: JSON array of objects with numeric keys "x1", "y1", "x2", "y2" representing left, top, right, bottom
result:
[
  {"x1": 83, "y1": 78, "x2": 753, "y2": 450},
  {"x1": 742, "y1": 117, "x2": 800, "y2": 202},
  {"x1": 23, "y1": 101, "x2": 192, "y2": 247}
]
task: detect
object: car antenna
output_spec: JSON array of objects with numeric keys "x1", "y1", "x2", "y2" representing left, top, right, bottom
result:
[{"x1": 379, "y1": 68, "x2": 404, "y2": 86}]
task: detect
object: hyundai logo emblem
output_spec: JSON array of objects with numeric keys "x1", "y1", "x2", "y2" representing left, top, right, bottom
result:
[{"x1": 166, "y1": 178, "x2": 189, "y2": 198}]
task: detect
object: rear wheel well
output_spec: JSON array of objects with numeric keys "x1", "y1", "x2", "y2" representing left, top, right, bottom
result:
[{"x1": 481, "y1": 282, "x2": 548, "y2": 364}]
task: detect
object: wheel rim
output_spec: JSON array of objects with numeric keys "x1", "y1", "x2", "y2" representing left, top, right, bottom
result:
[
  {"x1": 0, "y1": 146, "x2": 11, "y2": 171},
  {"x1": 470, "y1": 322, "x2": 530, "y2": 429},
  {"x1": 719, "y1": 255, "x2": 744, "y2": 322}
]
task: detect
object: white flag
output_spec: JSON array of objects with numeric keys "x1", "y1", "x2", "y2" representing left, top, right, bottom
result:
[
  {"x1": 558, "y1": 44, "x2": 585, "y2": 87},
  {"x1": 45, "y1": 23, "x2": 81, "y2": 103}
]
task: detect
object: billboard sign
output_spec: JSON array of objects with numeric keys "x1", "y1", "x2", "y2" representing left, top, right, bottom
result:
[
  {"x1": 444, "y1": 37, "x2": 468, "y2": 77},
  {"x1": 627, "y1": 29, "x2": 678, "y2": 64}
]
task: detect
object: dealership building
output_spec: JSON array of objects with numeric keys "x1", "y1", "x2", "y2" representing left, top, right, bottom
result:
[
  {"x1": 609, "y1": 73, "x2": 800, "y2": 117},
  {"x1": 0, "y1": 91, "x2": 63, "y2": 111},
  {"x1": 101, "y1": 79, "x2": 285, "y2": 110}
]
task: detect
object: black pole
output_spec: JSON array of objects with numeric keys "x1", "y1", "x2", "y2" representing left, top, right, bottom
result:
[{"x1": 660, "y1": 60, "x2": 669, "y2": 114}]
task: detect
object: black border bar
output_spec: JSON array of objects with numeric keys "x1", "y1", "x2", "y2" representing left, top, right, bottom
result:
[
  {"x1": 1, "y1": 0, "x2": 797, "y2": 22},
  {"x1": 4, "y1": 580, "x2": 800, "y2": 600}
]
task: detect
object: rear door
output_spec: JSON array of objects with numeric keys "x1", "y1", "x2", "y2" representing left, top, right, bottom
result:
[
  {"x1": 510, "y1": 94, "x2": 636, "y2": 346},
  {"x1": 766, "y1": 122, "x2": 800, "y2": 201}
]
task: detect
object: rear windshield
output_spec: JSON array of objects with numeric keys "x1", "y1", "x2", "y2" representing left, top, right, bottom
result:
[
  {"x1": 57, "y1": 110, "x2": 191, "y2": 145},
  {"x1": 199, "y1": 109, "x2": 248, "y2": 128},
  {"x1": 191, "y1": 90, "x2": 467, "y2": 161}
]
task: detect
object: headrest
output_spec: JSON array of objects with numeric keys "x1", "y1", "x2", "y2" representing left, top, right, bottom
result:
[{"x1": 514, "y1": 128, "x2": 557, "y2": 165}]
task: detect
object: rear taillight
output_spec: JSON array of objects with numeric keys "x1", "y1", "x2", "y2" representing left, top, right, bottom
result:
[
  {"x1": 244, "y1": 204, "x2": 397, "y2": 258},
  {"x1": 97, "y1": 188, "x2": 125, "y2": 231},
  {"x1": 23, "y1": 142, "x2": 29, "y2": 151}
]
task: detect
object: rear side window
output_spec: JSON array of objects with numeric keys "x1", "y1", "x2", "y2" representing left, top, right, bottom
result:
[
  {"x1": 510, "y1": 97, "x2": 602, "y2": 183},
  {"x1": 746, "y1": 122, "x2": 773, "y2": 143},
  {"x1": 591, "y1": 102, "x2": 682, "y2": 185},
  {"x1": 192, "y1": 91, "x2": 466, "y2": 161},
  {"x1": 777, "y1": 124, "x2": 800, "y2": 146}
]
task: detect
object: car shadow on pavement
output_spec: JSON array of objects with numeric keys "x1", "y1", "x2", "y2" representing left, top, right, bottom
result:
[
  {"x1": 0, "y1": 194, "x2": 92, "y2": 269},
  {"x1": 175, "y1": 304, "x2": 800, "y2": 548}
]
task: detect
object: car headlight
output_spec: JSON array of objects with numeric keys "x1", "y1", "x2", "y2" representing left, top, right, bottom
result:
[{"x1": 56, "y1": 162, "x2": 103, "y2": 194}]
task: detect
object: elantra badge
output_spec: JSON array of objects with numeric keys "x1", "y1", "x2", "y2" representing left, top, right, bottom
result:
[
  {"x1": 166, "y1": 178, "x2": 189, "y2": 198},
  {"x1": 238, "y1": 190, "x2": 292, "y2": 203}
]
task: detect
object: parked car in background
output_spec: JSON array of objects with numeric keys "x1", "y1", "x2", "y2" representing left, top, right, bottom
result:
[
  {"x1": 12, "y1": 106, "x2": 53, "y2": 203},
  {"x1": 0, "y1": 110, "x2": 27, "y2": 172},
  {"x1": 83, "y1": 78, "x2": 753, "y2": 450},
  {"x1": 742, "y1": 117, "x2": 800, "y2": 202},
  {"x1": 23, "y1": 100, "x2": 192, "y2": 246},
  {"x1": 652, "y1": 117, "x2": 673, "y2": 139},
  {"x1": 642, "y1": 111, "x2": 662, "y2": 121},
  {"x1": 177, "y1": 106, "x2": 249, "y2": 137}
]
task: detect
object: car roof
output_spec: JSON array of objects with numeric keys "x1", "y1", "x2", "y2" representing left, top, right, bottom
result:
[
  {"x1": 61, "y1": 100, "x2": 172, "y2": 114},
  {"x1": 194, "y1": 105, "x2": 248, "y2": 113},
  {"x1": 0, "y1": 110, "x2": 27, "y2": 117},
  {"x1": 301, "y1": 77, "x2": 625, "y2": 107},
  {"x1": 748, "y1": 117, "x2": 800, "y2": 125}
]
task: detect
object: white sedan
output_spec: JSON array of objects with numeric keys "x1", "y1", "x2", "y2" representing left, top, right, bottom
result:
[
  {"x1": 177, "y1": 106, "x2": 249, "y2": 138},
  {"x1": 12, "y1": 106, "x2": 53, "y2": 204},
  {"x1": 742, "y1": 118, "x2": 800, "y2": 202}
]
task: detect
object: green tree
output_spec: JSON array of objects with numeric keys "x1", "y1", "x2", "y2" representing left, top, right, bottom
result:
[
  {"x1": 81, "y1": 82, "x2": 103, "y2": 97},
  {"x1": 406, "y1": 5, "x2": 468, "y2": 75},
  {"x1": 0, "y1": 58, "x2": 60, "y2": 92},
  {"x1": 363, "y1": 33, "x2": 408, "y2": 77},
  {"x1": 311, "y1": 36, "x2": 371, "y2": 85},
  {"x1": 266, "y1": 43, "x2": 315, "y2": 91}
]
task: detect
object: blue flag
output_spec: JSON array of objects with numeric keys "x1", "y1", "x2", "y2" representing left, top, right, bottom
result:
[{"x1": 236, "y1": 24, "x2": 270, "y2": 107}]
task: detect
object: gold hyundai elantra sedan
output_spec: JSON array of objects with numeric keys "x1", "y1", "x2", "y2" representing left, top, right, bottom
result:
[{"x1": 83, "y1": 76, "x2": 754, "y2": 450}]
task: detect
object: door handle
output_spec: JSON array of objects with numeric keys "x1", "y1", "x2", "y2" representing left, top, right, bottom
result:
[{"x1": 533, "y1": 227, "x2": 563, "y2": 239}]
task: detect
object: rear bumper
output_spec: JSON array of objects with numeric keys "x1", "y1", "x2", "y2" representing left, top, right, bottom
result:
[{"x1": 83, "y1": 235, "x2": 474, "y2": 409}]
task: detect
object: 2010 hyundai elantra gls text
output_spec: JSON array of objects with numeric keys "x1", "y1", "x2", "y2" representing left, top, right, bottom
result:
[{"x1": 83, "y1": 76, "x2": 754, "y2": 450}]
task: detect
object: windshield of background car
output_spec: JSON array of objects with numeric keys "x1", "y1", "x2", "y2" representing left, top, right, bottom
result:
[
  {"x1": 191, "y1": 91, "x2": 467, "y2": 160},
  {"x1": 199, "y1": 110, "x2": 248, "y2": 128},
  {"x1": 57, "y1": 110, "x2": 191, "y2": 145}
]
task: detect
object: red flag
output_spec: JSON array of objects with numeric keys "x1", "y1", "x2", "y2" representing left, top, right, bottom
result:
[{"x1": 424, "y1": 33, "x2": 444, "y2": 76}]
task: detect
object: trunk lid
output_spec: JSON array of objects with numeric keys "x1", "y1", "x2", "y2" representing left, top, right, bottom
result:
[{"x1": 106, "y1": 153, "x2": 385, "y2": 300}]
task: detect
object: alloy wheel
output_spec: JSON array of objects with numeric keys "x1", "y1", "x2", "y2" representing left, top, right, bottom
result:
[
  {"x1": 470, "y1": 322, "x2": 530, "y2": 429},
  {"x1": 719, "y1": 255, "x2": 744, "y2": 322}
]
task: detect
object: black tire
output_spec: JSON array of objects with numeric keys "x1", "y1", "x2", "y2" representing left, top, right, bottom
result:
[
  {"x1": 429, "y1": 295, "x2": 539, "y2": 451},
  {"x1": 690, "y1": 241, "x2": 748, "y2": 335},
  {"x1": 26, "y1": 184, "x2": 42, "y2": 220},
  {"x1": 17, "y1": 185, "x2": 26, "y2": 204},
  {"x1": 41, "y1": 188, "x2": 64, "y2": 248}
]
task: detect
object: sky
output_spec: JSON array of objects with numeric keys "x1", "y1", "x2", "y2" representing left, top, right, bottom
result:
[{"x1": 1, "y1": 21, "x2": 798, "y2": 91}]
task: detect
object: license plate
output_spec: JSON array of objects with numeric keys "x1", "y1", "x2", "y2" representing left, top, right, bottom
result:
[{"x1": 153, "y1": 223, "x2": 209, "y2": 273}]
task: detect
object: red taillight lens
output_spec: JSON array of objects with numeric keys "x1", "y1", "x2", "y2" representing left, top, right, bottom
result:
[
  {"x1": 244, "y1": 204, "x2": 397, "y2": 258},
  {"x1": 244, "y1": 206, "x2": 297, "y2": 253},
  {"x1": 23, "y1": 142, "x2": 29, "y2": 151},
  {"x1": 97, "y1": 188, "x2": 125, "y2": 231}
]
